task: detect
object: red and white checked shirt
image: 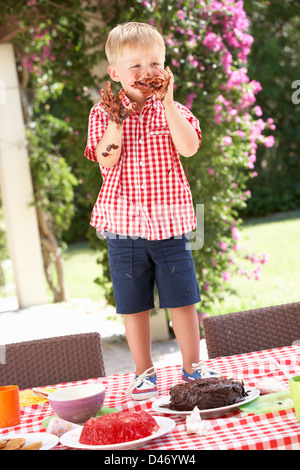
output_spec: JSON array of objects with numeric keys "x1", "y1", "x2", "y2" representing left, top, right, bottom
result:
[{"x1": 84, "y1": 94, "x2": 202, "y2": 240}]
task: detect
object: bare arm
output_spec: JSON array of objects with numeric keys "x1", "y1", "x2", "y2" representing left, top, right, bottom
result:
[
  {"x1": 96, "y1": 82, "x2": 136, "y2": 168},
  {"x1": 155, "y1": 67, "x2": 200, "y2": 157},
  {"x1": 163, "y1": 101, "x2": 200, "y2": 157},
  {"x1": 96, "y1": 121, "x2": 123, "y2": 168}
]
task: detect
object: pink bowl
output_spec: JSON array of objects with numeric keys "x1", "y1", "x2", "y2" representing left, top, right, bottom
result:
[{"x1": 48, "y1": 384, "x2": 105, "y2": 424}]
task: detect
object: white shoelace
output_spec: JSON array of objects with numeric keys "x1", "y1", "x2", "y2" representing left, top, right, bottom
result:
[
  {"x1": 191, "y1": 361, "x2": 216, "y2": 376},
  {"x1": 191, "y1": 361, "x2": 206, "y2": 371},
  {"x1": 126, "y1": 367, "x2": 156, "y2": 395}
]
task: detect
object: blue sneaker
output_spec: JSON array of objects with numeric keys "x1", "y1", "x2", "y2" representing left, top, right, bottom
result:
[
  {"x1": 126, "y1": 367, "x2": 158, "y2": 401},
  {"x1": 182, "y1": 361, "x2": 219, "y2": 383}
]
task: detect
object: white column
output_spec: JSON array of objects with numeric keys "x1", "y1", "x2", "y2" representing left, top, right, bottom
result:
[{"x1": 0, "y1": 43, "x2": 47, "y2": 307}]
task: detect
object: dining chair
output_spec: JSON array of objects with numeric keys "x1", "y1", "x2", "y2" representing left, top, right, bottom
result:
[
  {"x1": 203, "y1": 301, "x2": 300, "y2": 359},
  {"x1": 0, "y1": 332, "x2": 106, "y2": 389}
]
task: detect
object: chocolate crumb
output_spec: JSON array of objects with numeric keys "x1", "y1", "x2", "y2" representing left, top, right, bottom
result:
[{"x1": 102, "y1": 152, "x2": 109, "y2": 157}]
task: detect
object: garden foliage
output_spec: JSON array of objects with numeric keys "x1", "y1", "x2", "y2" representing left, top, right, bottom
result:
[{"x1": 0, "y1": 0, "x2": 276, "y2": 311}]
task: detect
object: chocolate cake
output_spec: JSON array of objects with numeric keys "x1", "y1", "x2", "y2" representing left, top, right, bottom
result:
[{"x1": 167, "y1": 377, "x2": 248, "y2": 411}]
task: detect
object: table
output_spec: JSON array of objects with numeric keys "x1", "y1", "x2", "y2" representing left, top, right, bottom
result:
[{"x1": 1, "y1": 345, "x2": 299, "y2": 450}]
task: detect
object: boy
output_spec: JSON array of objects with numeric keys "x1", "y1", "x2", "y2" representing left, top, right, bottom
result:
[{"x1": 84, "y1": 22, "x2": 217, "y2": 400}]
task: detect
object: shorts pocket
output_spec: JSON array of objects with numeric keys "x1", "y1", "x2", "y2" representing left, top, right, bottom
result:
[
  {"x1": 107, "y1": 237, "x2": 133, "y2": 280},
  {"x1": 160, "y1": 237, "x2": 193, "y2": 274}
]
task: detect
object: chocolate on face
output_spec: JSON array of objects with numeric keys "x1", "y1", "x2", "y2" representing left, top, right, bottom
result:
[{"x1": 131, "y1": 73, "x2": 165, "y2": 96}]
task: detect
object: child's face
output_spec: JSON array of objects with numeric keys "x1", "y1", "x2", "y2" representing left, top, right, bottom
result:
[{"x1": 108, "y1": 45, "x2": 165, "y2": 104}]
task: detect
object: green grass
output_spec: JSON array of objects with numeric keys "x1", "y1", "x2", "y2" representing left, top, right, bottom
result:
[
  {"x1": 1, "y1": 211, "x2": 299, "y2": 313},
  {"x1": 211, "y1": 210, "x2": 300, "y2": 315},
  {"x1": 62, "y1": 211, "x2": 300, "y2": 313},
  {"x1": 62, "y1": 242, "x2": 105, "y2": 302}
]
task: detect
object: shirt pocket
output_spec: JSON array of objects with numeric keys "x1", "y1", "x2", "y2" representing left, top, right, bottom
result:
[{"x1": 147, "y1": 128, "x2": 171, "y2": 137}]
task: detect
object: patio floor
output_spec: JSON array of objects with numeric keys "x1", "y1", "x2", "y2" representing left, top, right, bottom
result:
[{"x1": 0, "y1": 297, "x2": 208, "y2": 376}]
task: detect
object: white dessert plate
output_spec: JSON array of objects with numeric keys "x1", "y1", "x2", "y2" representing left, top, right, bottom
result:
[
  {"x1": 152, "y1": 386, "x2": 259, "y2": 418},
  {"x1": 60, "y1": 416, "x2": 175, "y2": 450},
  {"x1": 1, "y1": 432, "x2": 59, "y2": 450}
]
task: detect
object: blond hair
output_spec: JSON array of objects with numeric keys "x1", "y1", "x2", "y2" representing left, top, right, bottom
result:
[{"x1": 105, "y1": 22, "x2": 166, "y2": 65}]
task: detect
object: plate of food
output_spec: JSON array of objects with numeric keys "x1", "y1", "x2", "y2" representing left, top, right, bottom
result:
[
  {"x1": 60, "y1": 413, "x2": 175, "y2": 450},
  {"x1": 152, "y1": 377, "x2": 259, "y2": 419},
  {"x1": 0, "y1": 433, "x2": 59, "y2": 450}
]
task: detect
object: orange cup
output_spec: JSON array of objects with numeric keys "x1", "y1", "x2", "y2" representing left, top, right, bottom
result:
[{"x1": 0, "y1": 385, "x2": 20, "y2": 428}]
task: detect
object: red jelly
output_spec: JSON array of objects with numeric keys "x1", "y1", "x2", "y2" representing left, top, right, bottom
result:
[{"x1": 79, "y1": 410, "x2": 159, "y2": 445}]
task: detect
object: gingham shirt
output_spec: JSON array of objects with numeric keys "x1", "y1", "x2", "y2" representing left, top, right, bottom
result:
[{"x1": 84, "y1": 94, "x2": 201, "y2": 240}]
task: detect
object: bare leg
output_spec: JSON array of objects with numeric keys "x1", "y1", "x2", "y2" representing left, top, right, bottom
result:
[
  {"x1": 124, "y1": 310, "x2": 154, "y2": 376},
  {"x1": 169, "y1": 304, "x2": 200, "y2": 374}
]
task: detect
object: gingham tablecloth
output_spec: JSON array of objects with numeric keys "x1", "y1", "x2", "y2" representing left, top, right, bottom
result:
[{"x1": 1, "y1": 345, "x2": 299, "y2": 450}]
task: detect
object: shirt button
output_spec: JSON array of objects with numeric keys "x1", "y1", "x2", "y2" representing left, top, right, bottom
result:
[
  {"x1": 141, "y1": 184, "x2": 145, "y2": 190},
  {"x1": 140, "y1": 161, "x2": 144, "y2": 166}
]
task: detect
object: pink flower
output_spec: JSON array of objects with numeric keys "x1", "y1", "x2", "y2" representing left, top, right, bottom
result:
[
  {"x1": 186, "y1": 92, "x2": 197, "y2": 110},
  {"x1": 208, "y1": 168, "x2": 214, "y2": 175},
  {"x1": 177, "y1": 10, "x2": 185, "y2": 20},
  {"x1": 254, "y1": 105, "x2": 263, "y2": 116},
  {"x1": 219, "y1": 241, "x2": 227, "y2": 251},
  {"x1": 253, "y1": 265, "x2": 261, "y2": 280},
  {"x1": 236, "y1": 130, "x2": 246, "y2": 138},
  {"x1": 222, "y1": 271, "x2": 231, "y2": 282},
  {"x1": 231, "y1": 226, "x2": 241, "y2": 240},
  {"x1": 203, "y1": 32, "x2": 223, "y2": 52},
  {"x1": 23, "y1": 57, "x2": 34, "y2": 73},
  {"x1": 260, "y1": 253, "x2": 268, "y2": 264},
  {"x1": 264, "y1": 135, "x2": 275, "y2": 148},
  {"x1": 223, "y1": 136, "x2": 232, "y2": 146},
  {"x1": 250, "y1": 80, "x2": 262, "y2": 94}
]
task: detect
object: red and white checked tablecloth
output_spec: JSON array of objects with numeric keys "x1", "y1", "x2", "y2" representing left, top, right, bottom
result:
[{"x1": 1, "y1": 345, "x2": 299, "y2": 450}]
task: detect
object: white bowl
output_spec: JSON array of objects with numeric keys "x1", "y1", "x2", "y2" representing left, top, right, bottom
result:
[{"x1": 48, "y1": 384, "x2": 105, "y2": 424}]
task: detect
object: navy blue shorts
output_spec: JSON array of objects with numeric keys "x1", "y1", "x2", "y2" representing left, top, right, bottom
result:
[{"x1": 106, "y1": 233, "x2": 200, "y2": 314}]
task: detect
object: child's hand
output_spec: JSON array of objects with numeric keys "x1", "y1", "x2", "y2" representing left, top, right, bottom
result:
[
  {"x1": 131, "y1": 66, "x2": 174, "y2": 104},
  {"x1": 154, "y1": 66, "x2": 174, "y2": 104},
  {"x1": 100, "y1": 82, "x2": 136, "y2": 127}
]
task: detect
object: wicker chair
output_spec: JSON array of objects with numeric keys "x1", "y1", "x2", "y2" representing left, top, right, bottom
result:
[
  {"x1": 203, "y1": 302, "x2": 300, "y2": 359},
  {"x1": 0, "y1": 332, "x2": 106, "y2": 389}
]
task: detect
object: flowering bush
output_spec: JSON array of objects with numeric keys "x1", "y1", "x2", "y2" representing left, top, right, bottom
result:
[
  {"x1": 120, "y1": 0, "x2": 275, "y2": 311},
  {"x1": 0, "y1": 0, "x2": 104, "y2": 299},
  {"x1": 1, "y1": 0, "x2": 275, "y2": 311}
]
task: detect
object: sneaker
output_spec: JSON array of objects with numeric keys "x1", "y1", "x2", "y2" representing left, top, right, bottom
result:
[
  {"x1": 126, "y1": 367, "x2": 158, "y2": 401},
  {"x1": 182, "y1": 361, "x2": 219, "y2": 383}
]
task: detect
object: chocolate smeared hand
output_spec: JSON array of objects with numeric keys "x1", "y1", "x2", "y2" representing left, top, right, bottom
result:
[
  {"x1": 132, "y1": 67, "x2": 170, "y2": 102},
  {"x1": 100, "y1": 82, "x2": 136, "y2": 127}
]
